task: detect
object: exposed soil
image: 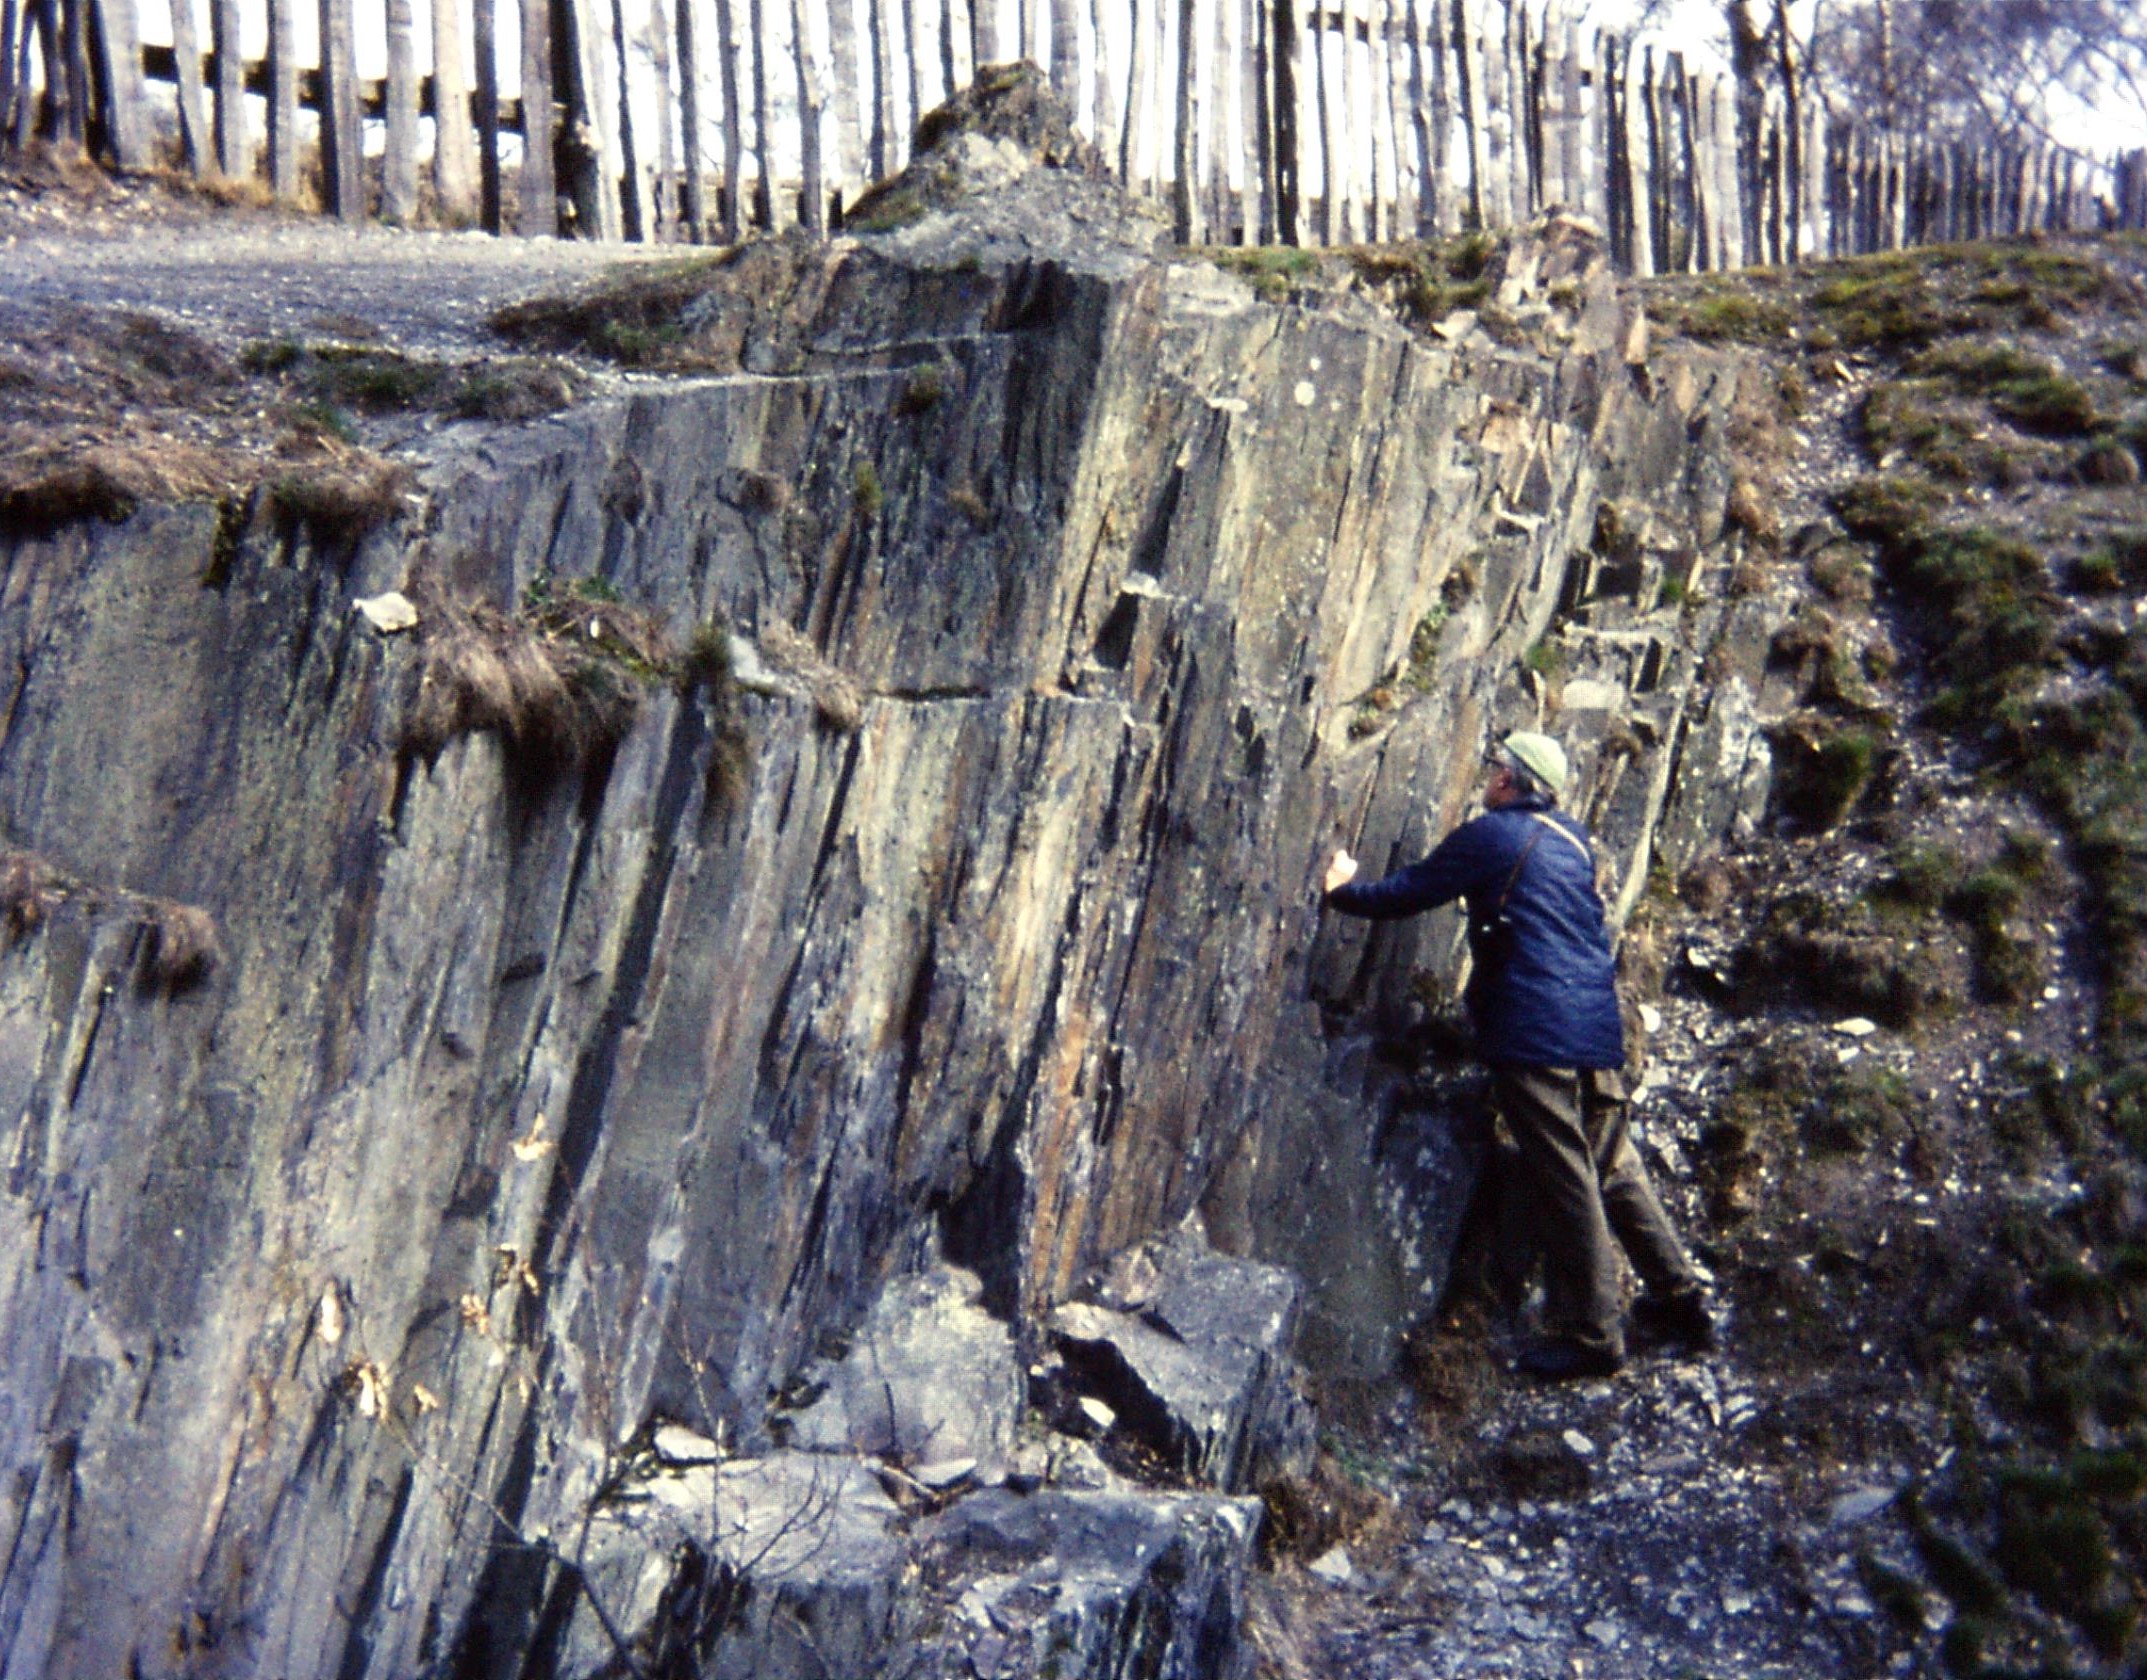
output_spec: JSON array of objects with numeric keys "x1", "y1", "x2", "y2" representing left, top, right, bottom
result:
[{"x1": 1256, "y1": 237, "x2": 2147, "y2": 1680}]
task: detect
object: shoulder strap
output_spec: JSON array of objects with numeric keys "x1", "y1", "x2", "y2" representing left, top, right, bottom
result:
[
  {"x1": 1494, "y1": 821, "x2": 1551, "y2": 917},
  {"x1": 1528, "y1": 811, "x2": 1597, "y2": 871}
]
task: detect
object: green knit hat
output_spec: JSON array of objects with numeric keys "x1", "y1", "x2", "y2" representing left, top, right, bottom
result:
[{"x1": 1501, "y1": 731, "x2": 1569, "y2": 796}]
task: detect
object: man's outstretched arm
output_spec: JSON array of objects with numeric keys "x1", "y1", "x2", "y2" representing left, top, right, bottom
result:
[{"x1": 1322, "y1": 823, "x2": 1498, "y2": 921}]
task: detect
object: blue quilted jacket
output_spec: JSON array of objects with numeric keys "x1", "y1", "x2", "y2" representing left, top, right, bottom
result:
[{"x1": 1325, "y1": 794, "x2": 1626, "y2": 1069}]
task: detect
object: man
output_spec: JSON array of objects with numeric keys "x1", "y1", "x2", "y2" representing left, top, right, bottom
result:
[{"x1": 1322, "y1": 731, "x2": 1713, "y2": 1379}]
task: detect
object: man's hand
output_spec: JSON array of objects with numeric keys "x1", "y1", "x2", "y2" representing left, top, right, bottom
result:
[{"x1": 1324, "y1": 849, "x2": 1358, "y2": 895}]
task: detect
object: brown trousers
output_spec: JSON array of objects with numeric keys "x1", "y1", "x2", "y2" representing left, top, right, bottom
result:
[{"x1": 1493, "y1": 1065, "x2": 1699, "y2": 1358}]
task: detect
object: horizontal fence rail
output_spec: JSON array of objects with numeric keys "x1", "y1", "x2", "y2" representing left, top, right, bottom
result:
[{"x1": 2, "y1": 0, "x2": 2142, "y2": 258}]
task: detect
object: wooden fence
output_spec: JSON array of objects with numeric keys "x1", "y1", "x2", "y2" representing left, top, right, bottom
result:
[{"x1": 2, "y1": 0, "x2": 2141, "y2": 259}]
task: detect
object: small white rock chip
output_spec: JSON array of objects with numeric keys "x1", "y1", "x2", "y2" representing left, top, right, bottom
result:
[
  {"x1": 914, "y1": 1457, "x2": 979, "y2": 1490},
  {"x1": 1076, "y1": 1395, "x2": 1116, "y2": 1433},
  {"x1": 1722, "y1": 1589, "x2": 1754, "y2": 1615},
  {"x1": 1307, "y1": 1546, "x2": 1354, "y2": 1585},
  {"x1": 1639, "y1": 1004, "x2": 1664, "y2": 1034},
  {"x1": 354, "y1": 591, "x2": 419, "y2": 634},
  {"x1": 1584, "y1": 1619, "x2": 1621, "y2": 1648},
  {"x1": 1829, "y1": 1485, "x2": 1895, "y2": 1525},
  {"x1": 1292, "y1": 380, "x2": 1317, "y2": 407},
  {"x1": 1561, "y1": 1429, "x2": 1596, "y2": 1457},
  {"x1": 1832, "y1": 1017, "x2": 1879, "y2": 1038},
  {"x1": 317, "y1": 1288, "x2": 345, "y2": 1346},
  {"x1": 654, "y1": 1424, "x2": 721, "y2": 1464}
]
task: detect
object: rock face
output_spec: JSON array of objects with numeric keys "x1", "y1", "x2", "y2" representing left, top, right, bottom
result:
[{"x1": 0, "y1": 102, "x2": 1771, "y2": 1679}]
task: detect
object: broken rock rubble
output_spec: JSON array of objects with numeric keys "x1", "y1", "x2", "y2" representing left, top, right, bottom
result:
[{"x1": 546, "y1": 1241, "x2": 1300, "y2": 1679}]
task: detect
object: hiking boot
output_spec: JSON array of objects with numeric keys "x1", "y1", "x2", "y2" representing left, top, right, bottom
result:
[
  {"x1": 1631, "y1": 1288, "x2": 1717, "y2": 1354},
  {"x1": 1515, "y1": 1337, "x2": 1624, "y2": 1381}
]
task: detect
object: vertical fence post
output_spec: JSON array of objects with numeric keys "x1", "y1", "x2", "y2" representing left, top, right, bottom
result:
[
  {"x1": 612, "y1": 0, "x2": 651, "y2": 238},
  {"x1": 320, "y1": 0, "x2": 363, "y2": 212},
  {"x1": 1245, "y1": 0, "x2": 1268, "y2": 240},
  {"x1": 1271, "y1": 0, "x2": 1298, "y2": 241},
  {"x1": 382, "y1": 0, "x2": 420, "y2": 218},
  {"x1": 1172, "y1": 0, "x2": 1197, "y2": 239},
  {"x1": 210, "y1": 0, "x2": 242, "y2": 173},
  {"x1": 515, "y1": 0, "x2": 553, "y2": 232},
  {"x1": 793, "y1": 0, "x2": 825, "y2": 230},
  {"x1": 678, "y1": 0, "x2": 704, "y2": 235},
  {"x1": 1480, "y1": 1, "x2": 1510, "y2": 229},
  {"x1": 1382, "y1": 0, "x2": 1410, "y2": 237},
  {"x1": 473, "y1": 0, "x2": 500, "y2": 229},
  {"x1": 89, "y1": 0, "x2": 146, "y2": 166},
  {"x1": 0, "y1": 0, "x2": 16, "y2": 145},
  {"x1": 434, "y1": 0, "x2": 478, "y2": 219},
  {"x1": 168, "y1": 0, "x2": 211, "y2": 172},
  {"x1": 827, "y1": 0, "x2": 862, "y2": 220},
  {"x1": 647, "y1": 0, "x2": 675, "y2": 231},
  {"x1": 713, "y1": 0, "x2": 741, "y2": 236},
  {"x1": 747, "y1": 0, "x2": 774, "y2": 225},
  {"x1": 1087, "y1": 0, "x2": 1114, "y2": 154},
  {"x1": 56, "y1": 0, "x2": 85, "y2": 145}
]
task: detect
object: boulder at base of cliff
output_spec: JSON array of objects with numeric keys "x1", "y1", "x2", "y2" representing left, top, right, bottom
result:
[
  {"x1": 777, "y1": 1263, "x2": 1024, "y2": 1471},
  {"x1": 1050, "y1": 1228, "x2": 1315, "y2": 1494}
]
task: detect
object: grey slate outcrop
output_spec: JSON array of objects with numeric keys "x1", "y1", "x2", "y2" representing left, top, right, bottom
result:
[{"x1": 0, "y1": 81, "x2": 1782, "y2": 1679}]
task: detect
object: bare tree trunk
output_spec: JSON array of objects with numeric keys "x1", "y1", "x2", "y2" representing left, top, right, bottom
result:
[
  {"x1": 827, "y1": 0, "x2": 862, "y2": 209},
  {"x1": 516, "y1": 0, "x2": 554, "y2": 233},
  {"x1": 1251, "y1": 0, "x2": 1275, "y2": 239},
  {"x1": 1122, "y1": 0, "x2": 1150, "y2": 186},
  {"x1": 54, "y1": 0, "x2": 84, "y2": 146},
  {"x1": 678, "y1": 0, "x2": 704, "y2": 234},
  {"x1": 648, "y1": 0, "x2": 677, "y2": 231},
  {"x1": 553, "y1": 0, "x2": 608, "y2": 235},
  {"x1": 1769, "y1": 0, "x2": 1798, "y2": 260},
  {"x1": 0, "y1": 0, "x2": 17, "y2": 145},
  {"x1": 474, "y1": 0, "x2": 501, "y2": 228},
  {"x1": 971, "y1": 0, "x2": 995, "y2": 71},
  {"x1": 1173, "y1": 0, "x2": 1196, "y2": 238},
  {"x1": 11, "y1": 0, "x2": 47, "y2": 147},
  {"x1": 1403, "y1": 0, "x2": 1431, "y2": 232},
  {"x1": 1448, "y1": 0, "x2": 1479, "y2": 229},
  {"x1": 1310, "y1": 0, "x2": 1332, "y2": 238},
  {"x1": 169, "y1": 0, "x2": 211, "y2": 173},
  {"x1": 900, "y1": 0, "x2": 922, "y2": 145},
  {"x1": 1272, "y1": 0, "x2": 1298, "y2": 239},
  {"x1": 382, "y1": 0, "x2": 420, "y2": 218},
  {"x1": 1048, "y1": 0, "x2": 1074, "y2": 102},
  {"x1": 433, "y1": 0, "x2": 478, "y2": 218},
  {"x1": 1091, "y1": 0, "x2": 1117, "y2": 158},
  {"x1": 713, "y1": 0, "x2": 742, "y2": 235},
  {"x1": 1725, "y1": 0, "x2": 1764, "y2": 264},
  {"x1": 867, "y1": 0, "x2": 893, "y2": 178},
  {"x1": 747, "y1": 0, "x2": 773, "y2": 225},
  {"x1": 613, "y1": 0, "x2": 650, "y2": 237},
  {"x1": 791, "y1": 0, "x2": 825, "y2": 229}
]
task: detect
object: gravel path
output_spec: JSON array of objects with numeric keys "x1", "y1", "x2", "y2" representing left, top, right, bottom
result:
[{"x1": 0, "y1": 166, "x2": 678, "y2": 358}]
